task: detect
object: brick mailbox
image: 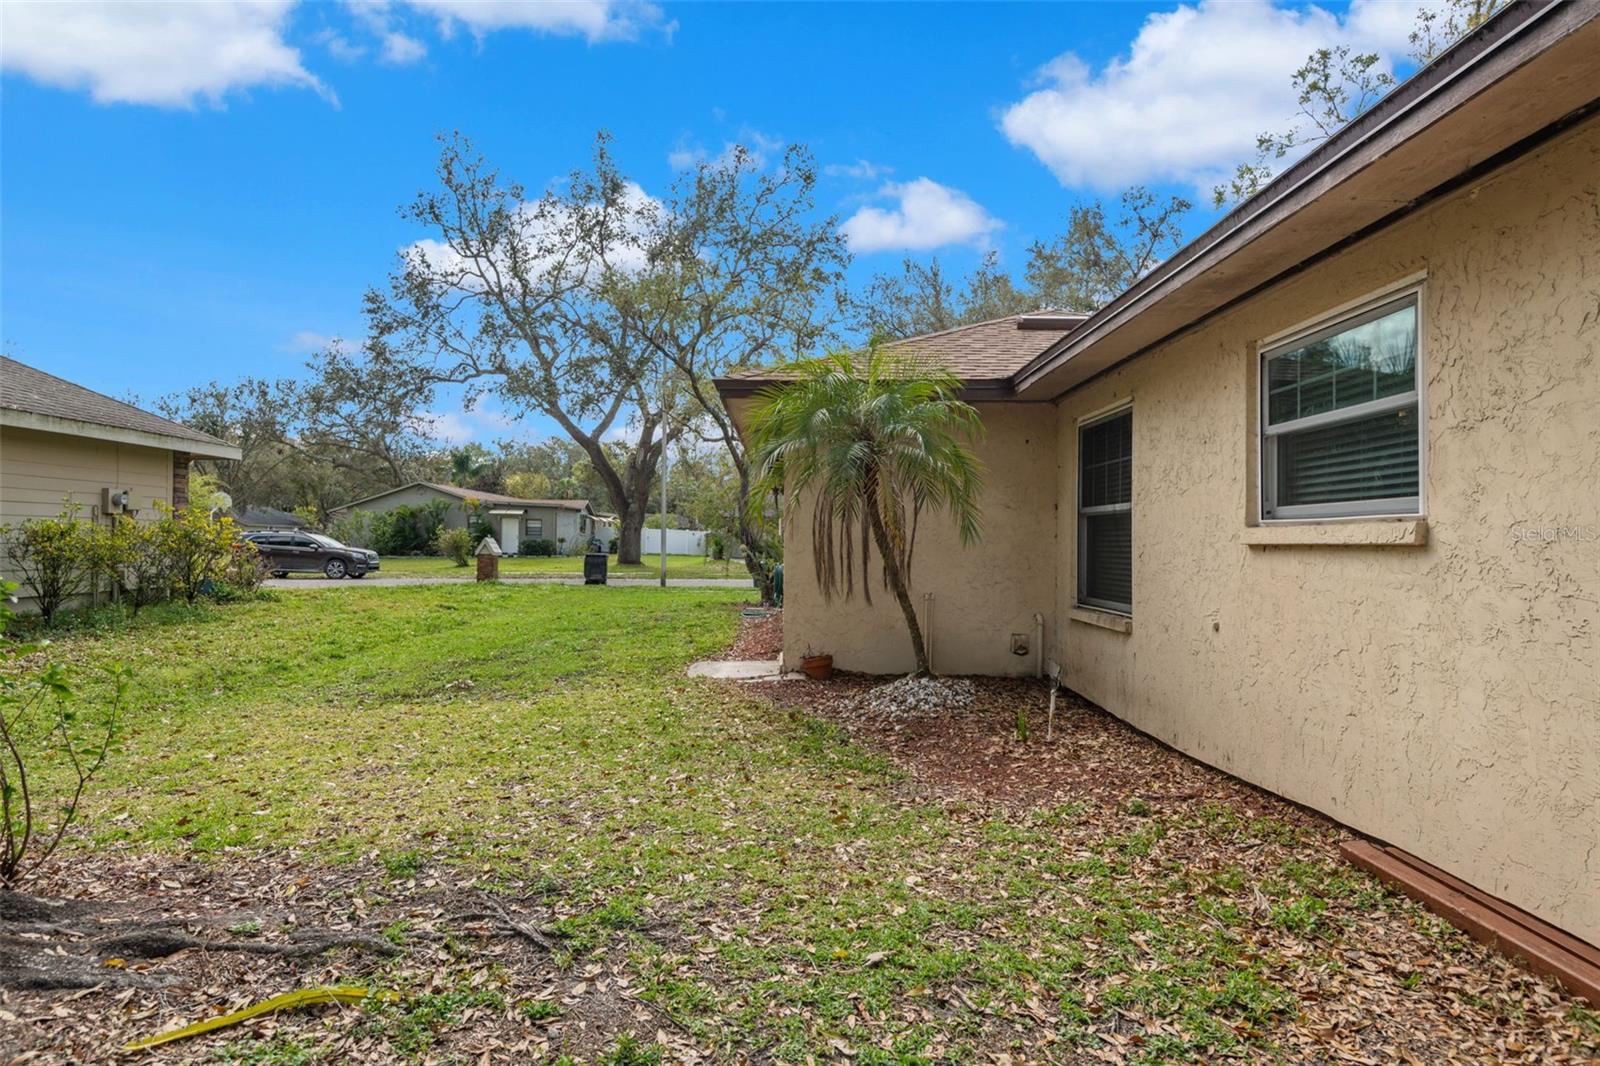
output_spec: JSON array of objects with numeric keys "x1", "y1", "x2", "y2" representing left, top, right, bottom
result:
[{"x1": 475, "y1": 536, "x2": 502, "y2": 581}]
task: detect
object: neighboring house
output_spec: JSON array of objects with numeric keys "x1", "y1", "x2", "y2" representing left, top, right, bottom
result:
[
  {"x1": 0, "y1": 356, "x2": 241, "y2": 604},
  {"x1": 332, "y1": 481, "x2": 598, "y2": 554},
  {"x1": 231, "y1": 506, "x2": 310, "y2": 532},
  {"x1": 0, "y1": 356, "x2": 241, "y2": 524},
  {"x1": 718, "y1": 4, "x2": 1600, "y2": 954}
]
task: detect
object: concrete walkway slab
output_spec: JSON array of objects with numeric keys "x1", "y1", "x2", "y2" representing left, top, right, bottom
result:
[{"x1": 687, "y1": 659, "x2": 794, "y2": 680}]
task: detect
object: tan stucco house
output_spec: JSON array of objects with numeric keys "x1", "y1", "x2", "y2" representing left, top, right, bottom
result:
[
  {"x1": 719, "y1": 3, "x2": 1600, "y2": 960},
  {"x1": 1, "y1": 356, "x2": 240, "y2": 573},
  {"x1": 333, "y1": 481, "x2": 599, "y2": 555}
]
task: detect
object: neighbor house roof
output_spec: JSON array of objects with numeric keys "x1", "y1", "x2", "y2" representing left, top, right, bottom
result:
[
  {"x1": 0, "y1": 356, "x2": 241, "y2": 459},
  {"x1": 334, "y1": 480, "x2": 591, "y2": 513},
  {"x1": 231, "y1": 506, "x2": 310, "y2": 529},
  {"x1": 714, "y1": 311, "x2": 1088, "y2": 400},
  {"x1": 716, "y1": 1, "x2": 1600, "y2": 412}
]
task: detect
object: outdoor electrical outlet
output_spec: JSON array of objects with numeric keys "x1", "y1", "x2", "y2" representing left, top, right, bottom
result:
[{"x1": 1011, "y1": 634, "x2": 1029, "y2": 656}]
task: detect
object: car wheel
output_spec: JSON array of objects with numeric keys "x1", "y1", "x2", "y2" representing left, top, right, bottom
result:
[
  {"x1": 272, "y1": 571, "x2": 289, "y2": 579},
  {"x1": 324, "y1": 559, "x2": 348, "y2": 579}
]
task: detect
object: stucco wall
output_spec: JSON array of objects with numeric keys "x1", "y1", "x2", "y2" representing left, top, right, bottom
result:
[
  {"x1": 783, "y1": 404, "x2": 1058, "y2": 676},
  {"x1": 1051, "y1": 118, "x2": 1599, "y2": 943}
]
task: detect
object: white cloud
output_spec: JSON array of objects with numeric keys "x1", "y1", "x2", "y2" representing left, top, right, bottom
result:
[
  {"x1": 825, "y1": 159, "x2": 892, "y2": 182},
  {"x1": 840, "y1": 178, "x2": 1003, "y2": 254},
  {"x1": 347, "y1": 2, "x2": 427, "y2": 64},
  {"x1": 0, "y1": 0, "x2": 330, "y2": 108},
  {"x1": 315, "y1": 29, "x2": 368, "y2": 63},
  {"x1": 402, "y1": 0, "x2": 672, "y2": 44},
  {"x1": 407, "y1": 180, "x2": 661, "y2": 284},
  {"x1": 667, "y1": 128, "x2": 782, "y2": 171},
  {"x1": 998, "y1": 0, "x2": 1428, "y2": 191},
  {"x1": 423, "y1": 410, "x2": 477, "y2": 445},
  {"x1": 284, "y1": 329, "x2": 338, "y2": 353}
]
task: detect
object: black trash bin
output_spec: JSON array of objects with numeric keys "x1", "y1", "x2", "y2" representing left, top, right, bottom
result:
[{"x1": 583, "y1": 552, "x2": 608, "y2": 585}]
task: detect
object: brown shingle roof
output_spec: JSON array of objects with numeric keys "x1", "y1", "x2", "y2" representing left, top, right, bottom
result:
[
  {"x1": 1, "y1": 355, "x2": 233, "y2": 450},
  {"x1": 418, "y1": 483, "x2": 590, "y2": 510},
  {"x1": 716, "y1": 312, "x2": 1087, "y2": 394}
]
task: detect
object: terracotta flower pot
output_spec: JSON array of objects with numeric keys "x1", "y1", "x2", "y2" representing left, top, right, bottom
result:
[{"x1": 801, "y1": 654, "x2": 834, "y2": 681}]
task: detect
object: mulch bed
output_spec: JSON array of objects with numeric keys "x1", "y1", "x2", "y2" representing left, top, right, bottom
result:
[
  {"x1": 745, "y1": 670, "x2": 1600, "y2": 1064},
  {"x1": 709, "y1": 606, "x2": 783, "y2": 661}
]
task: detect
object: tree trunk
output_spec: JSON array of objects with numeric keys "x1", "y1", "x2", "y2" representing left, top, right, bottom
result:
[
  {"x1": 730, "y1": 457, "x2": 777, "y2": 604},
  {"x1": 742, "y1": 549, "x2": 774, "y2": 604},
  {"x1": 616, "y1": 505, "x2": 644, "y2": 565},
  {"x1": 865, "y1": 485, "x2": 929, "y2": 676}
]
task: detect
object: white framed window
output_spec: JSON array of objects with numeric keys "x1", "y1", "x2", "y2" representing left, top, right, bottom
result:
[
  {"x1": 524, "y1": 518, "x2": 544, "y2": 538},
  {"x1": 1261, "y1": 290, "x2": 1422, "y2": 520},
  {"x1": 1078, "y1": 406, "x2": 1132, "y2": 615}
]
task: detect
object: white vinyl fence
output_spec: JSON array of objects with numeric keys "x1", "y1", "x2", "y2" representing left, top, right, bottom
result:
[{"x1": 642, "y1": 528, "x2": 707, "y2": 556}]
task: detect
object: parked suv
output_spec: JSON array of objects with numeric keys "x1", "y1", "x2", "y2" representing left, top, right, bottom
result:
[{"x1": 243, "y1": 532, "x2": 380, "y2": 580}]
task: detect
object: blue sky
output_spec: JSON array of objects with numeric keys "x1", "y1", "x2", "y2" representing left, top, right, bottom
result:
[{"x1": 1, "y1": 1, "x2": 1429, "y2": 445}]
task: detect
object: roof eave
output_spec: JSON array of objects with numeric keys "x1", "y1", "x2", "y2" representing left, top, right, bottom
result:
[{"x1": 1, "y1": 407, "x2": 242, "y2": 460}]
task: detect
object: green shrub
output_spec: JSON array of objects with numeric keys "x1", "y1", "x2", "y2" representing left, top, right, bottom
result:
[
  {"x1": 370, "y1": 500, "x2": 452, "y2": 555},
  {"x1": 328, "y1": 511, "x2": 375, "y2": 549},
  {"x1": 213, "y1": 539, "x2": 268, "y2": 599},
  {"x1": 526, "y1": 539, "x2": 558, "y2": 557},
  {"x1": 1, "y1": 578, "x2": 128, "y2": 884},
  {"x1": 152, "y1": 504, "x2": 240, "y2": 604},
  {"x1": 1, "y1": 503, "x2": 109, "y2": 624},
  {"x1": 434, "y1": 527, "x2": 473, "y2": 567},
  {"x1": 107, "y1": 516, "x2": 172, "y2": 615}
]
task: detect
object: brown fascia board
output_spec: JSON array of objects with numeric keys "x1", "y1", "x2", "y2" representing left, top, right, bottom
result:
[
  {"x1": 713, "y1": 375, "x2": 1025, "y2": 403},
  {"x1": 1012, "y1": 0, "x2": 1600, "y2": 402}
]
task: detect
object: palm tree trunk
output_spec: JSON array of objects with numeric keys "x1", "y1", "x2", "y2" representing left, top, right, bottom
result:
[{"x1": 865, "y1": 477, "x2": 930, "y2": 676}]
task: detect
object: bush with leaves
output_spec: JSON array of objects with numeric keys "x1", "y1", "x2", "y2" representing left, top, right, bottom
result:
[
  {"x1": 214, "y1": 539, "x2": 268, "y2": 599},
  {"x1": 1, "y1": 580, "x2": 128, "y2": 885},
  {"x1": 328, "y1": 510, "x2": 375, "y2": 549},
  {"x1": 434, "y1": 526, "x2": 473, "y2": 567},
  {"x1": 370, "y1": 499, "x2": 452, "y2": 555},
  {"x1": 0, "y1": 504, "x2": 109, "y2": 624},
  {"x1": 106, "y1": 516, "x2": 172, "y2": 615},
  {"x1": 525, "y1": 539, "x2": 558, "y2": 557},
  {"x1": 151, "y1": 504, "x2": 240, "y2": 604}
]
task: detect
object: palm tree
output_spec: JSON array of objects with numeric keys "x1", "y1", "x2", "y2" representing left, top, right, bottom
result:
[
  {"x1": 448, "y1": 447, "x2": 487, "y2": 487},
  {"x1": 748, "y1": 344, "x2": 984, "y2": 676}
]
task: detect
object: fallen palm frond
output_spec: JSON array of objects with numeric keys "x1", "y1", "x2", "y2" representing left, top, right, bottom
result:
[{"x1": 123, "y1": 985, "x2": 397, "y2": 1051}]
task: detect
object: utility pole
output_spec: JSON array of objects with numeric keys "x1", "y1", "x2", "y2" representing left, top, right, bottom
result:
[{"x1": 660, "y1": 349, "x2": 669, "y2": 588}]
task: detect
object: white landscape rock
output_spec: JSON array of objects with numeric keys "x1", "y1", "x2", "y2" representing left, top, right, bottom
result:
[{"x1": 853, "y1": 675, "x2": 976, "y2": 719}]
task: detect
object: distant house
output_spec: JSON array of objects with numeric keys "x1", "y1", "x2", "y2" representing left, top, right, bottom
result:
[
  {"x1": 332, "y1": 481, "x2": 599, "y2": 555},
  {"x1": 231, "y1": 506, "x2": 310, "y2": 532},
  {"x1": 0, "y1": 356, "x2": 240, "y2": 604}
]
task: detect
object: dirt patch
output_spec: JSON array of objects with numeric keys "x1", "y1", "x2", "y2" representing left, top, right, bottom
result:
[{"x1": 745, "y1": 673, "x2": 1600, "y2": 1064}]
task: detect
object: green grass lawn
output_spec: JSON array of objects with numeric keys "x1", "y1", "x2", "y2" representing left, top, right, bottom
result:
[
  {"x1": 14, "y1": 588, "x2": 1597, "y2": 1063},
  {"x1": 362, "y1": 553, "x2": 747, "y2": 581}
]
